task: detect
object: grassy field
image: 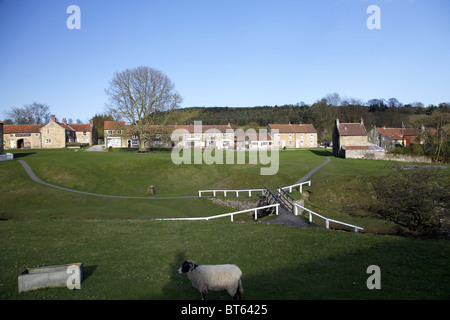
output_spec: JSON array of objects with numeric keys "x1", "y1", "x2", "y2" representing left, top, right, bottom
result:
[
  {"x1": 0, "y1": 148, "x2": 449, "y2": 300},
  {"x1": 1, "y1": 220, "x2": 449, "y2": 300}
]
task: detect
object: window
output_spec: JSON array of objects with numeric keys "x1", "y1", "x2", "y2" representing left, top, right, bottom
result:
[
  {"x1": 117, "y1": 130, "x2": 122, "y2": 134},
  {"x1": 47, "y1": 129, "x2": 50, "y2": 134},
  {"x1": 46, "y1": 139, "x2": 52, "y2": 144},
  {"x1": 82, "y1": 131, "x2": 87, "y2": 136},
  {"x1": 107, "y1": 130, "x2": 112, "y2": 135}
]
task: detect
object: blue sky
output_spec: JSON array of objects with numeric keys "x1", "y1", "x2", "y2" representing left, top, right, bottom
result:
[{"x1": 0, "y1": 0, "x2": 449, "y2": 122}]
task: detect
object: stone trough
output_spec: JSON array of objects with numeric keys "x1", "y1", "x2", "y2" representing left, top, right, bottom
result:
[{"x1": 18, "y1": 263, "x2": 83, "y2": 293}]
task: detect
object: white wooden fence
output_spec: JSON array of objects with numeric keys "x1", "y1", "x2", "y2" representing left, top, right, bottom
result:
[
  {"x1": 294, "y1": 203, "x2": 364, "y2": 232},
  {"x1": 279, "y1": 181, "x2": 311, "y2": 193},
  {"x1": 198, "y1": 189, "x2": 265, "y2": 197},
  {"x1": 155, "y1": 203, "x2": 279, "y2": 222},
  {"x1": 198, "y1": 181, "x2": 311, "y2": 198}
]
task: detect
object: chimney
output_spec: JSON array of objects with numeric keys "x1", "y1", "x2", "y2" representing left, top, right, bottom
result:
[
  {"x1": 51, "y1": 115, "x2": 56, "y2": 122},
  {"x1": 62, "y1": 118, "x2": 67, "y2": 125},
  {"x1": 360, "y1": 117, "x2": 364, "y2": 125}
]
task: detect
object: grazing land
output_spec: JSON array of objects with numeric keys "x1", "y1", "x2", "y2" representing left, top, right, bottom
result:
[{"x1": 0, "y1": 148, "x2": 448, "y2": 300}]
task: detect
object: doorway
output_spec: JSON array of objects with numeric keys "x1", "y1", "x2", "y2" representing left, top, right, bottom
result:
[{"x1": 17, "y1": 139, "x2": 24, "y2": 149}]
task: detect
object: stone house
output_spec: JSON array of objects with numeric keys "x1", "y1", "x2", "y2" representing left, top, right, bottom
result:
[
  {"x1": 332, "y1": 118, "x2": 384, "y2": 158},
  {"x1": 3, "y1": 115, "x2": 97, "y2": 149},
  {"x1": 105, "y1": 121, "x2": 236, "y2": 149},
  {"x1": 173, "y1": 123, "x2": 234, "y2": 149},
  {"x1": 69, "y1": 122, "x2": 98, "y2": 146},
  {"x1": 367, "y1": 126, "x2": 421, "y2": 150},
  {"x1": 104, "y1": 121, "x2": 129, "y2": 148},
  {"x1": 3, "y1": 124, "x2": 43, "y2": 149},
  {"x1": 267, "y1": 123, "x2": 318, "y2": 148},
  {"x1": 40, "y1": 115, "x2": 76, "y2": 148}
]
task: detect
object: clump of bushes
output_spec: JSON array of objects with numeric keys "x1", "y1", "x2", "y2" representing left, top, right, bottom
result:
[{"x1": 389, "y1": 143, "x2": 425, "y2": 156}]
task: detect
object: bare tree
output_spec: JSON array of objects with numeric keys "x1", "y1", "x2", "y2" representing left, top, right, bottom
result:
[
  {"x1": 420, "y1": 110, "x2": 449, "y2": 161},
  {"x1": 105, "y1": 66, "x2": 182, "y2": 152},
  {"x1": 5, "y1": 102, "x2": 50, "y2": 124}
]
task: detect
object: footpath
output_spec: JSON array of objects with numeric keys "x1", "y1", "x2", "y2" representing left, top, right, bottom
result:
[{"x1": 265, "y1": 156, "x2": 330, "y2": 228}]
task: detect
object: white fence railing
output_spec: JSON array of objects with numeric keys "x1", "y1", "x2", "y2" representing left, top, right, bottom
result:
[
  {"x1": 280, "y1": 181, "x2": 311, "y2": 193},
  {"x1": 155, "y1": 203, "x2": 279, "y2": 222},
  {"x1": 198, "y1": 189, "x2": 265, "y2": 197},
  {"x1": 294, "y1": 204, "x2": 364, "y2": 233},
  {"x1": 198, "y1": 181, "x2": 311, "y2": 198}
]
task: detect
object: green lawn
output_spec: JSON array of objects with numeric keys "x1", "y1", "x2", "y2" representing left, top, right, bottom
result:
[
  {"x1": 1, "y1": 220, "x2": 449, "y2": 300},
  {"x1": 12, "y1": 148, "x2": 324, "y2": 197},
  {"x1": 1, "y1": 148, "x2": 449, "y2": 300}
]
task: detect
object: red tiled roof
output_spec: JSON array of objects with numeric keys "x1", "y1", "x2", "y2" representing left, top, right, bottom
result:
[
  {"x1": 376, "y1": 127, "x2": 420, "y2": 139},
  {"x1": 57, "y1": 122, "x2": 75, "y2": 131},
  {"x1": 375, "y1": 127, "x2": 421, "y2": 146},
  {"x1": 172, "y1": 124, "x2": 233, "y2": 133},
  {"x1": 104, "y1": 121, "x2": 126, "y2": 130},
  {"x1": 103, "y1": 122, "x2": 233, "y2": 134},
  {"x1": 3, "y1": 124, "x2": 43, "y2": 133},
  {"x1": 269, "y1": 123, "x2": 318, "y2": 133},
  {"x1": 338, "y1": 123, "x2": 366, "y2": 136},
  {"x1": 69, "y1": 124, "x2": 91, "y2": 132}
]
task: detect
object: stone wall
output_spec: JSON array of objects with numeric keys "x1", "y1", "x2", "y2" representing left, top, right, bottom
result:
[{"x1": 345, "y1": 149, "x2": 432, "y2": 163}]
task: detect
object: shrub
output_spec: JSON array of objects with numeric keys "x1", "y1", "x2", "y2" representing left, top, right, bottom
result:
[{"x1": 364, "y1": 168, "x2": 449, "y2": 237}]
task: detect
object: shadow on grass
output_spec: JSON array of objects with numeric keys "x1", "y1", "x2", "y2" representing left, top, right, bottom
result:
[
  {"x1": 11, "y1": 152, "x2": 36, "y2": 158},
  {"x1": 309, "y1": 149, "x2": 333, "y2": 157},
  {"x1": 146, "y1": 238, "x2": 450, "y2": 300}
]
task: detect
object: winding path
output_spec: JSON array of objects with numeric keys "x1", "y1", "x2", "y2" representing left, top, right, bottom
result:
[
  {"x1": 16, "y1": 156, "x2": 331, "y2": 200},
  {"x1": 15, "y1": 159, "x2": 196, "y2": 200}
]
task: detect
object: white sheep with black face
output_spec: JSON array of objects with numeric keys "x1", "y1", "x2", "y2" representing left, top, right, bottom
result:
[{"x1": 178, "y1": 260, "x2": 243, "y2": 300}]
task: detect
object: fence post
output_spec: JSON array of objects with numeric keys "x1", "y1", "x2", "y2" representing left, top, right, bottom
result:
[
  {"x1": 295, "y1": 205, "x2": 298, "y2": 216},
  {"x1": 276, "y1": 204, "x2": 279, "y2": 215},
  {"x1": 231, "y1": 214, "x2": 234, "y2": 222},
  {"x1": 309, "y1": 212, "x2": 312, "y2": 223},
  {"x1": 254, "y1": 209, "x2": 258, "y2": 220},
  {"x1": 199, "y1": 191, "x2": 201, "y2": 197},
  {"x1": 325, "y1": 219, "x2": 329, "y2": 229}
]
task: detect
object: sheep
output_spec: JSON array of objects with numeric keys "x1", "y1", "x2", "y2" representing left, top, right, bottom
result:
[{"x1": 178, "y1": 260, "x2": 243, "y2": 300}]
